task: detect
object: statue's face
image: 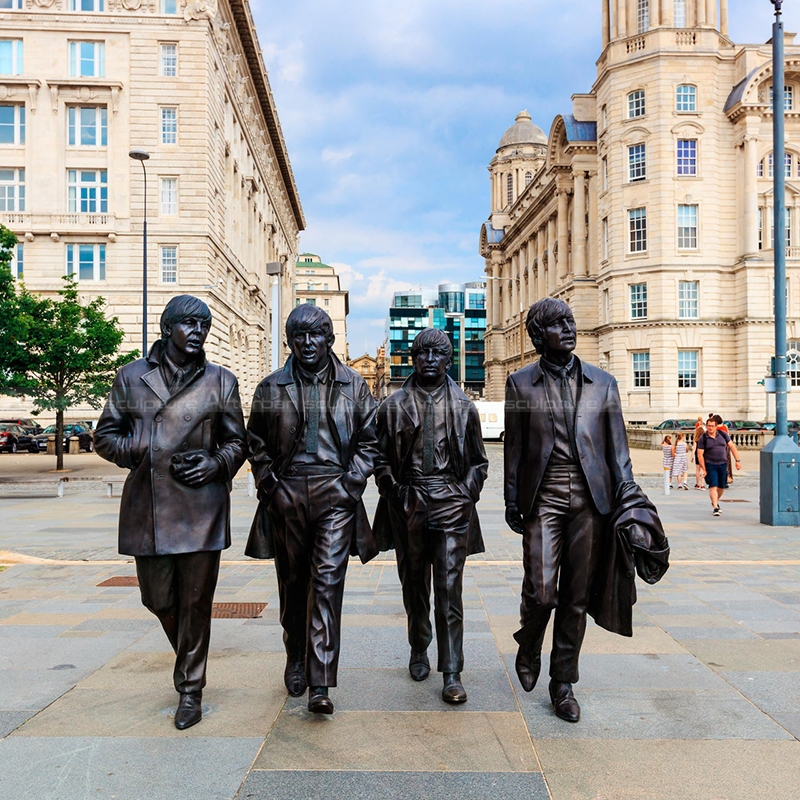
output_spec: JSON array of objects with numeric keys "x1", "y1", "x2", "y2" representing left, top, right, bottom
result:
[
  {"x1": 168, "y1": 316, "x2": 210, "y2": 359},
  {"x1": 413, "y1": 345, "x2": 451, "y2": 386},
  {"x1": 290, "y1": 328, "x2": 331, "y2": 373},
  {"x1": 540, "y1": 313, "x2": 576, "y2": 357}
]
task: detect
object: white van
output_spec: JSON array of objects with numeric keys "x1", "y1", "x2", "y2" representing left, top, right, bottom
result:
[{"x1": 474, "y1": 401, "x2": 505, "y2": 441}]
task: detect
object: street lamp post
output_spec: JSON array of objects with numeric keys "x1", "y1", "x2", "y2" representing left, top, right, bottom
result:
[
  {"x1": 760, "y1": 0, "x2": 800, "y2": 525},
  {"x1": 129, "y1": 149, "x2": 150, "y2": 354}
]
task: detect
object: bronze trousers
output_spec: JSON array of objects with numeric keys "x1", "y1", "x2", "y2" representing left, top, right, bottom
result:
[
  {"x1": 135, "y1": 550, "x2": 221, "y2": 695},
  {"x1": 268, "y1": 474, "x2": 355, "y2": 688},
  {"x1": 393, "y1": 480, "x2": 473, "y2": 673},
  {"x1": 516, "y1": 465, "x2": 604, "y2": 684}
]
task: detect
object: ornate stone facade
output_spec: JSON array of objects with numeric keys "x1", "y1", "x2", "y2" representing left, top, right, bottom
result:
[
  {"x1": 0, "y1": 0, "x2": 304, "y2": 418},
  {"x1": 481, "y1": 0, "x2": 800, "y2": 424}
]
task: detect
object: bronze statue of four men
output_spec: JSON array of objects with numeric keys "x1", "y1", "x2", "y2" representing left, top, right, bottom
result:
[{"x1": 95, "y1": 295, "x2": 660, "y2": 729}]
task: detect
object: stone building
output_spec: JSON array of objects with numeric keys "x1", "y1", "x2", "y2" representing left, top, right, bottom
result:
[
  {"x1": 480, "y1": 0, "x2": 800, "y2": 424},
  {"x1": 294, "y1": 253, "x2": 349, "y2": 362},
  {"x1": 0, "y1": 0, "x2": 303, "y2": 418},
  {"x1": 347, "y1": 352, "x2": 377, "y2": 396}
]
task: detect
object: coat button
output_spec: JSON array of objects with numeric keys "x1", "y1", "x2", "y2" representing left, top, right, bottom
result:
[
  {"x1": 155, "y1": 473, "x2": 164, "y2": 479},
  {"x1": 289, "y1": 427, "x2": 296, "y2": 433},
  {"x1": 154, "y1": 415, "x2": 162, "y2": 422},
  {"x1": 184, "y1": 414, "x2": 192, "y2": 421},
  {"x1": 152, "y1": 445, "x2": 160, "y2": 452},
  {"x1": 181, "y1": 442, "x2": 189, "y2": 450}
]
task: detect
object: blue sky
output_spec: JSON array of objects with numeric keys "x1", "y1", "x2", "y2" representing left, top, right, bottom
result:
[{"x1": 250, "y1": 1, "x2": 800, "y2": 357}]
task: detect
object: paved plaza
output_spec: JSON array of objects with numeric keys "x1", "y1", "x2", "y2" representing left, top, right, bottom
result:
[{"x1": 0, "y1": 444, "x2": 799, "y2": 799}]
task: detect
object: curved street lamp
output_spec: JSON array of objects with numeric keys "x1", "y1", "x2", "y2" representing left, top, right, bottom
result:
[{"x1": 129, "y1": 149, "x2": 150, "y2": 354}]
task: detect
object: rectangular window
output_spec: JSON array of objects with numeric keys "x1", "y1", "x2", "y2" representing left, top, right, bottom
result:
[
  {"x1": 602, "y1": 157, "x2": 608, "y2": 191},
  {"x1": 66, "y1": 243, "x2": 105, "y2": 281},
  {"x1": 603, "y1": 288, "x2": 609, "y2": 323},
  {"x1": 677, "y1": 350, "x2": 698, "y2": 389},
  {"x1": 67, "y1": 106, "x2": 107, "y2": 146},
  {"x1": 0, "y1": 39, "x2": 23, "y2": 76},
  {"x1": 628, "y1": 90, "x2": 645, "y2": 119},
  {"x1": 628, "y1": 143, "x2": 646, "y2": 182},
  {"x1": 67, "y1": 169, "x2": 108, "y2": 213},
  {"x1": 324, "y1": 298, "x2": 329, "y2": 307},
  {"x1": 160, "y1": 107, "x2": 177, "y2": 144},
  {"x1": 161, "y1": 0, "x2": 178, "y2": 12},
  {"x1": 0, "y1": 168, "x2": 24, "y2": 211},
  {"x1": 677, "y1": 204, "x2": 698, "y2": 249},
  {"x1": 674, "y1": 0, "x2": 686, "y2": 27},
  {"x1": 770, "y1": 207, "x2": 793, "y2": 248},
  {"x1": 160, "y1": 43, "x2": 177, "y2": 77},
  {"x1": 160, "y1": 177, "x2": 177, "y2": 215},
  {"x1": 676, "y1": 83, "x2": 696, "y2": 112},
  {"x1": 0, "y1": 104, "x2": 24, "y2": 144},
  {"x1": 770, "y1": 84, "x2": 794, "y2": 111},
  {"x1": 629, "y1": 208, "x2": 647, "y2": 252},
  {"x1": 637, "y1": 0, "x2": 649, "y2": 33},
  {"x1": 0, "y1": 0, "x2": 24, "y2": 8},
  {"x1": 9, "y1": 242, "x2": 22, "y2": 279},
  {"x1": 160, "y1": 245, "x2": 177, "y2": 283},
  {"x1": 632, "y1": 351, "x2": 651, "y2": 388},
  {"x1": 786, "y1": 153, "x2": 793, "y2": 178},
  {"x1": 630, "y1": 282, "x2": 647, "y2": 319},
  {"x1": 759, "y1": 207, "x2": 763, "y2": 250},
  {"x1": 678, "y1": 280, "x2": 699, "y2": 319},
  {"x1": 677, "y1": 139, "x2": 697, "y2": 176},
  {"x1": 69, "y1": 41, "x2": 104, "y2": 78},
  {"x1": 758, "y1": 159, "x2": 764, "y2": 178},
  {"x1": 69, "y1": 0, "x2": 104, "y2": 9},
  {"x1": 602, "y1": 217, "x2": 609, "y2": 260}
]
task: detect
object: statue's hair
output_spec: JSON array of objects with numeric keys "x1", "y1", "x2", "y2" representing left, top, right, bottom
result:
[
  {"x1": 410, "y1": 327, "x2": 453, "y2": 360},
  {"x1": 525, "y1": 297, "x2": 573, "y2": 354},
  {"x1": 160, "y1": 295, "x2": 212, "y2": 340},
  {"x1": 285, "y1": 303, "x2": 334, "y2": 343}
]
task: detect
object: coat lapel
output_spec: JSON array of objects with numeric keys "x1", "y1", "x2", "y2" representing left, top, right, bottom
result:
[{"x1": 141, "y1": 367, "x2": 171, "y2": 406}]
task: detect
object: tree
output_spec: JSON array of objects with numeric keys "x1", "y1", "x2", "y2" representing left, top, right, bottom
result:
[{"x1": 0, "y1": 230, "x2": 138, "y2": 469}]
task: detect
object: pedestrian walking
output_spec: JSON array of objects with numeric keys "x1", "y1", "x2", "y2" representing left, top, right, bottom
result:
[
  {"x1": 661, "y1": 435, "x2": 674, "y2": 479},
  {"x1": 696, "y1": 418, "x2": 742, "y2": 516},
  {"x1": 693, "y1": 425, "x2": 706, "y2": 489},
  {"x1": 671, "y1": 433, "x2": 689, "y2": 490}
]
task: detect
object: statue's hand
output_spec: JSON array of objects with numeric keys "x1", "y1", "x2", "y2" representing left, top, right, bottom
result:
[
  {"x1": 171, "y1": 450, "x2": 221, "y2": 487},
  {"x1": 505, "y1": 505, "x2": 525, "y2": 534}
]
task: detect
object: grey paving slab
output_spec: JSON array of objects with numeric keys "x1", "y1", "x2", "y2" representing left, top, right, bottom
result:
[
  {"x1": 0, "y1": 736, "x2": 263, "y2": 800},
  {"x1": 239, "y1": 771, "x2": 550, "y2": 800},
  {"x1": 0, "y1": 711, "x2": 35, "y2": 739},
  {"x1": 719, "y1": 671, "x2": 800, "y2": 714}
]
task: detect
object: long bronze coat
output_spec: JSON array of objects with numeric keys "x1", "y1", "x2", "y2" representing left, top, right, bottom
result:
[
  {"x1": 245, "y1": 354, "x2": 379, "y2": 563},
  {"x1": 371, "y1": 375, "x2": 489, "y2": 555},
  {"x1": 94, "y1": 342, "x2": 247, "y2": 556}
]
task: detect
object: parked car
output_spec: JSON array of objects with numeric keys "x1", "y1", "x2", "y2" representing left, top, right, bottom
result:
[
  {"x1": 33, "y1": 424, "x2": 94, "y2": 453},
  {"x1": 0, "y1": 417, "x2": 43, "y2": 435},
  {"x1": 729, "y1": 420, "x2": 771, "y2": 433},
  {"x1": 0, "y1": 423, "x2": 39, "y2": 453},
  {"x1": 653, "y1": 419, "x2": 696, "y2": 430}
]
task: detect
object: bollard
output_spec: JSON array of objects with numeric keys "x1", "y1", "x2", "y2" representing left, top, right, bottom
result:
[
  {"x1": 663, "y1": 467, "x2": 671, "y2": 496},
  {"x1": 46, "y1": 435, "x2": 56, "y2": 455},
  {"x1": 68, "y1": 436, "x2": 80, "y2": 455},
  {"x1": 247, "y1": 469, "x2": 255, "y2": 498}
]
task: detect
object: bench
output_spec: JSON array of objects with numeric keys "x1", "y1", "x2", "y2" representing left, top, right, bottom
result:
[{"x1": 0, "y1": 475, "x2": 69, "y2": 497}]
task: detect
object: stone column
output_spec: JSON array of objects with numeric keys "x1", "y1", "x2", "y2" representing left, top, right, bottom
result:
[
  {"x1": 744, "y1": 134, "x2": 759, "y2": 256},
  {"x1": 537, "y1": 226, "x2": 546, "y2": 300},
  {"x1": 602, "y1": 0, "x2": 610, "y2": 47},
  {"x1": 547, "y1": 215, "x2": 557, "y2": 294},
  {"x1": 587, "y1": 170, "x2": 598, "y2": 275},
  {"x1": 663, "y1": 0, "x2": 674, "y2": 27},
  {"x1": 706, "y1": 0, "x2": 715, "y2": 29},
  {"x1": 627, "y1": 0, "x2": 636, "y2": 35},
  {"x1": 617, "y1": 0, "x2": 627, "y2": 38},
  {"x1": 651, "y1": 0, "x2": 660, "y2": 28},
  {"x1": 510, "y1": 254, "x2": 518, "y2": 317},
  {"x1": 572, "y1": 170, "x2": 587, "y2": 277},
  {"x1": 528, "y1": 239, "x2": 537, "y2": 306},
  {"x1": 697, "y1": 0, "x2": 706, "y2": 26},
  {"x1": 557, "y1": 189, "x2": 569, "y2": 281},
  {"x1": 485, "y1": 266, "x2": 494, "y2": 328},
  {"x1": 720, "y1": 0, "x2": 729, "y2": 35},
  {"x1": 491, "y1": 257, "x2": 502, "y2": 326}
]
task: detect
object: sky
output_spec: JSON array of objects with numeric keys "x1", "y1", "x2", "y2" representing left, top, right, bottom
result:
[{"x1": 249, "y1": 0, "x2": 800, "y2": 357}]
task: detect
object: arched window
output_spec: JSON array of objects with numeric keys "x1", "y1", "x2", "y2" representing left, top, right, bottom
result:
[
  {"x1": 524, "y1": 172, "x2": 533, "y2": 187},
  {"x1": 506, "y1": 173, "x2": 514, "y2": 206}
]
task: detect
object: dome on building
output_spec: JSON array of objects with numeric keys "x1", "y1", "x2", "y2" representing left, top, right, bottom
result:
[{"x1": 498, "y1": 110, "x2": 547, "y2": 149}]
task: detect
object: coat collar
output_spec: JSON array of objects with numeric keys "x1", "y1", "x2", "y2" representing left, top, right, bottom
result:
[
  {"x1": 531, "y1": 355, "x2": 593, "y2": 386},
  {"x1": 142, "y1": 340, "x2": 206, "y2": 404},
  {"x1": 277, "y1": 353, "x2": 350, "y2": 386}
]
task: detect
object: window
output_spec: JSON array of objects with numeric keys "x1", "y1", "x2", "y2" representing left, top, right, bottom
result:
[
  {"x1": 305, "y1": 298, "x2": 316, "y2": 306},
  {"x1": 524, "y1": 171, "x2": 532, "y2": 187},
  {"x1": 758, "y1": 159, "x2": 764, "y2": 178},
  {"x1": 788, "y1": 341, "x2": 800, "y2": 386},
  {"x1": 160, "y1": 43, "x2": 177, "y2": 77},
  {"x1": 0, "y1": 168, "x2": 24, "y2": 211},
  {"x1": 677, "y1": 139, "x2": 697, "y2": 176},
  {"x1": 678, "y1": 280, "x2": 699, "y2": 318},
  {"x1": 674, "y1": 0, "x2": 686, "y2": 27},
  {"x1": 629, "y1": 208, "x2": 647, "y2": 252},
  {"x1": 759, "y1": 207, "x2": 763, "y2": 250},
  {"x1": 0, "y1": 104, "x2": 24, "y2": 144},
  {"x1": 161, "y1": 0, "x2": 178, "y2": 12},
  {"x1": 9, "y1": 242, "x2": 22, "y2": 279},
  {"x1": 67, "y1": 106, "x2": 107, "y2": 146},
  {"x1": 506, "y1": 173, "x2": 513, "y2": 206},
  {"x1": 0, "y1": 39, "x2": 23, "y2": 76},
  {"x1": 161, "y1": 107, "x2": 177, "y2": 144},
  {"x1": 160, "y1": 177, "x2": 177, "y2": 215},
  {"x1": 602, "y1": 104, "x2": 608, "y2": 129},
  {"x1": 602, "y1": 217, "x2": 609, "y2": 260},
  {"x1": 0, "y1": 0, "x2": 24, "y2": 8},
  {"x1": 67, "y1": 169, "x2": 108, "y2": 213},
  {"x1": 628, "y1": 143, "x2": 646, "y2": 181},
  {"x1": 678, "y1": 350, "x2": 698, "y2": 388},
  {"x1": 69, "y1": 41, "x2": 104, "y2": 77},
  {"x1": 628, "y1": 90, "x2": 646, "y2": 118},
  {"x1": 160, "y1": 246, "x2": 177, "y2": 283},
  {"x1": 770, "y1": 207, "x2": 793, "y2": 248},
  {"x1": 770, "y1": 84, "x2": 794, "y2": 111},
  {"x1": 603, "y1": 288, "x2": 609, "y2": 323},
  {"x1": 66, "y1": 243, "x2": 105, "y2": 281},
  {"x1": 677, "y1": 204, "x2": 698, "y2": 249},
  {"x1": 602, "y1": 157, "x2": 608, "y2": 191},
  {"x1": 69, "y1": 0, "x2": 104, "y2": 9},
  {"x1": 324, "y1": 298, "x2": 329, "y2": 307},
  {"x1": 632, "y1": 351, "x2": 650, "y2": 388},
  {"x1": 786, "y1": 153, "x2": 793, "y2": 178},
  {"x1": 637, "y1": 0, "x2": 649, "y2": 33},
  {"x1": 676, "y1": 84, "x2": 696, "y2": 112},
  {"x1": 630, "y1": 282, "x2": 647, "y2": 319}
]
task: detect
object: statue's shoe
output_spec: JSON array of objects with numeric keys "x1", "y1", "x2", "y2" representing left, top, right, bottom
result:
[{"x1": 174, "y1": 691, "x2": 202, "y2": 730}]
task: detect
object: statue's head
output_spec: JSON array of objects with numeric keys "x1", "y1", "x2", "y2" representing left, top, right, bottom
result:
[
  {"x1": 525, "y1": 298, "x2": 576, "y2": 358},
  {"x1": 159, "y1": 295, "x2": 212, "y2": 360},
  {"x1": 410, "y1": 328, "x2": 452, "y2": 388},
  {"x1": 285, "y1": 303, "x2": 335, "y2": 372}
]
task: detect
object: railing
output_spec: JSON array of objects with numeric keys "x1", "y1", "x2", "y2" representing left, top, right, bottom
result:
[
  {"x1": 627, "y1": 428, "x2": 770, "y2": 451},
  {"x1": 52, "y1": 214, "x2": 113, "y2": 228},
  {"x1": 0, "y1": 212, "x2": 116, "y2": 231},
  {"x1": 626, "y1": 36, "x2": 646, "y2": 53},
  {"x1": 676, "y1": 31, "x2": 697, "y2": 46}
]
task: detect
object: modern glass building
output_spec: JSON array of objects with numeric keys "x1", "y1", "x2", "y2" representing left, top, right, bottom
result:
[{"x1": 386, "y1": 282, "x2": 486, "y2": 396}]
